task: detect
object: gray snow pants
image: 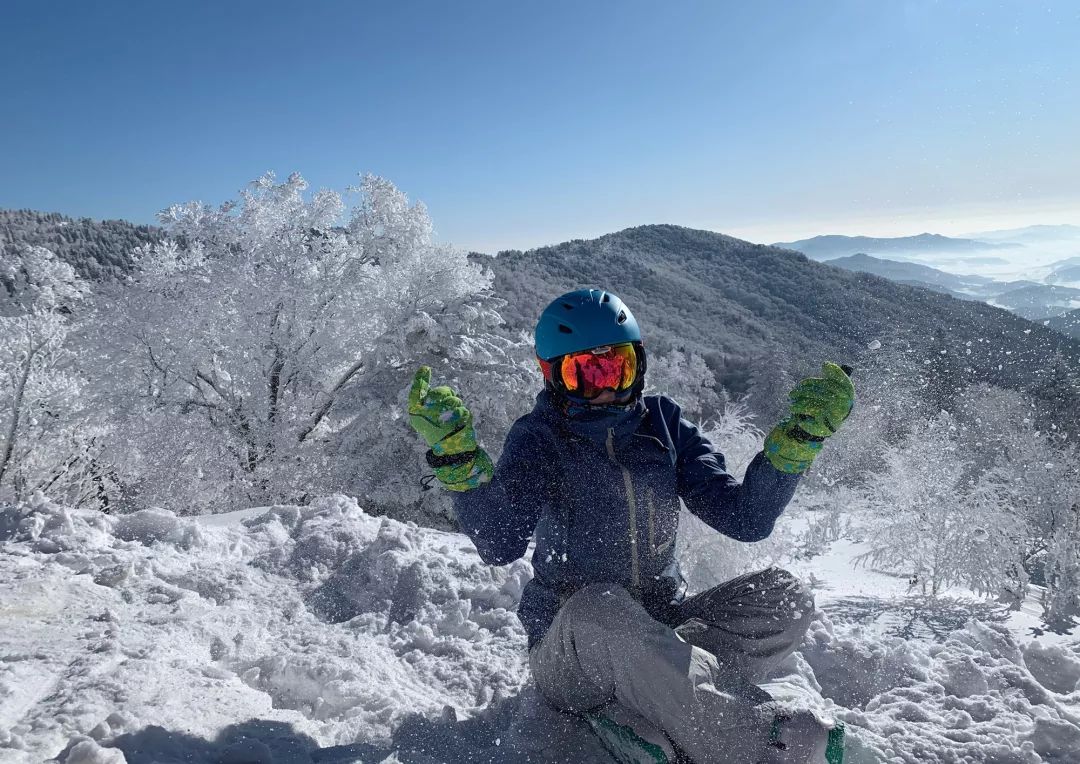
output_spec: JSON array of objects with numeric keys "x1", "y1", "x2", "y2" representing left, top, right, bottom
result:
[{"x1": 529, "y1": 568, "x2": 816, "y2": 764}]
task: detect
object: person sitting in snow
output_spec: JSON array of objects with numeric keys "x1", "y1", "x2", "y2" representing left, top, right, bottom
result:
[{"x1": 407, "y1": 289, "x2": 854, "y2": 764}]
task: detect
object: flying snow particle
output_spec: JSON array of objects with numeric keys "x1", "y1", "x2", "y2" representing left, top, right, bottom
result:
[
  {"x1": 972, "y1": 528, "x2": 989, "y2": 541},
  {"x1": 867, "y1": 340, "x2": 882, "y2": 350}
]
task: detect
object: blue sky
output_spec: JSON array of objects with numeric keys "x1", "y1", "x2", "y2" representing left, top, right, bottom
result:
[{"x1": 2, "y1": 0, "x2": 1077, "y2": 251}]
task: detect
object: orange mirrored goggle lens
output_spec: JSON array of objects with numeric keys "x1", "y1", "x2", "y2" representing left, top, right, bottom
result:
[{"x1": 559, "y1": 343, "x2": 638, "y2": 398}]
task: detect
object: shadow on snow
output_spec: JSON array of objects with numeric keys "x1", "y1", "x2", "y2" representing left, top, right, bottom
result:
[
  {"x1": 822, "y1": 594, "x2": 1012, "y2": 641},
  {"x1": 65, "y1": 686, "x2": 611, "y2": 764}
]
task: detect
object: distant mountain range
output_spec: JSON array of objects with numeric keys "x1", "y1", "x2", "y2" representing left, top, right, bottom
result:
[
  {"x1": 1046, "y1": 259, "x2": 1080, "y2": 285},
  {"x1": 822, "y1": 253, "x2": 993, "y2": 293},
  {"x1": 775, "y1": 224, "x2": 1080, "y2": 334},
  {"x1": 821, "y1": 253, "x2": 1080, "y2": 321},
  {"x1": 772, "y1": 233, "x2": 1018, "y2": 262},
  {"x1": 965, "y1": 224, "x2": 1080, "y2": 243}
]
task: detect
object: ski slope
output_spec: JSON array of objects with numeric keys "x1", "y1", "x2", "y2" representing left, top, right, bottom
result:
[{"x1": 2, "y1": 495, "x2": 1080, "y2": 763}]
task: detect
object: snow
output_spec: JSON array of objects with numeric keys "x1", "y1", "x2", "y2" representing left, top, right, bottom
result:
[{"x1": 2, "y1": 496, "x2": 1080, "y2": 763}]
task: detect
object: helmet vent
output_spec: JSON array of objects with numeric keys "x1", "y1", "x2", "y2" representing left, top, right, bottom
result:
[
  {"x1": 558, "y1": 324, "x2": 573, "y2": 334},
  {"x1": 601, "y1": 293, "x2": 610, "y2": 303},
  {"x1": 617, "y1": 310, "x2": 627, "y2": 324},
  {"x1": 561, "y1": 302, "x2": 574, "y2": 310}
]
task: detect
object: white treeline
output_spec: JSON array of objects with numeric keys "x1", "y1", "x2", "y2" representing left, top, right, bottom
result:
[{"x1": 0, "y1": 247, "x2": 114, "y2": 507}]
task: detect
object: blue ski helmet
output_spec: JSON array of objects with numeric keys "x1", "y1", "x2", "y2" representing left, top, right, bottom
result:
[{"x1": 534, "y1": 289, "x2": 642, "y2": 360}]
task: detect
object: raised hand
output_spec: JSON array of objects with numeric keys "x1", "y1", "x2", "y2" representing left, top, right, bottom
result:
[
  {"x1": 764, "y1": 362, "x2": 855, "y2": 475},
  {"x1": 407, "y1": 366, "x2": 493, "y2": 491}
]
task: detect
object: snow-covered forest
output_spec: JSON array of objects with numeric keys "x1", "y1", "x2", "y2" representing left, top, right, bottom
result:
[{"x1": 3, "y1": 173, "x2": 1080, "y2": 763}]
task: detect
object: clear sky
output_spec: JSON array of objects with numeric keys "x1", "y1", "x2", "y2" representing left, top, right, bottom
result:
[{"x1": 2, "y1": 0, "x2": 1078, "y2": 251}]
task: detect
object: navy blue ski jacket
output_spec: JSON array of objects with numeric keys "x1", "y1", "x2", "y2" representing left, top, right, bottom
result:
[{"x1": 453, "y1": 390, "x2": 801, "y2": 646}]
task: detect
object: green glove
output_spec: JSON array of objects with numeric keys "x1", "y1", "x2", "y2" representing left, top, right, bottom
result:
[
  {"x1": 764, "y1": 362, "x2": 855, "y2": 475},
  {"x1": 407, "y1": 366, "x2": 493, "y2": 491}
]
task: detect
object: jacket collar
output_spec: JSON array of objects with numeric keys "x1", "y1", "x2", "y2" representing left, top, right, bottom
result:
[{"x1": 534, "y1": 389, "x2": 647, "y2": 445}]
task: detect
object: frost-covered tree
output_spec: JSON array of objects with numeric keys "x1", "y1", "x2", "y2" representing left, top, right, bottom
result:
[
  {"x1": 645, "y1": 347, "x2": 727, "y2": 423},
  {"x1": 331, "y1": 311, "x2": 535, "y2": 523},
  {"x1": 745, "y1": 347, "x2": 794, "y2": 423},
  {"x1": 99, "y1": 172, "x2": 520, "y2": 516},
  {"x1": 959, "y1": 385, "x2": 1080, "y2": 602},
  {"x1": 855, "y1": 412, "x2": 1026, "y2": 598},
  {"x1": 0, "y1": 247, "x2": 111, "y2": 508},
  {"x1": 1042, "y1": 501, "x2": 1080, "y2": 631}
]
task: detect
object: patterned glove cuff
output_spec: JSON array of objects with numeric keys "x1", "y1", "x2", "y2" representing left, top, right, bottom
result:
[
  {"x1": 787, "y1": 422, "x2": 826, "y2": 443},
  {"x1": 764, "y1": 426, "x2": 820, "y2": 475},
  {"x1": 425, "y1": 449, "x2": 477, "y2": 468}
]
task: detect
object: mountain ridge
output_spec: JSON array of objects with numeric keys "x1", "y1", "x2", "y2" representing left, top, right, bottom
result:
[
  {"x1": 823, "y1": 252, "x2": 994, "y2": 292},
  {"x1": 1043, "y1": 309, "x2": 1080, "y2": 339},
  {"x1": 773, "y1": 232, "x2": 1019, "y2": 261},
  {"x1": 484, "y1": 224, "x2": 1080, "y2": 420}
]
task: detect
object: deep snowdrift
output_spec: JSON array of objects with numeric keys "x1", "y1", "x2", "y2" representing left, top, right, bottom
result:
[{"x1": 2, "y1": 495, "x2": 1079, "y2": 763}]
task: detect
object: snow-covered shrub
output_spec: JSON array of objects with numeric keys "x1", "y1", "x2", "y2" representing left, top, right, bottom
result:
[
  {"x1": 698, "y1": 398, "x2": 763, "y2": 478},
  {"x1": 744, "y1": 347, "x2": 794, "y2": 424},
  {"x1": 794, "y1": 485, "x2": 863, "y2": 558},
  {"x1": 678, "y1": 509, "x2": 795, "y2": 594}
]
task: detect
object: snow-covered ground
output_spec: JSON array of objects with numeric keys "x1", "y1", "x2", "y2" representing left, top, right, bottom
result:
[{"x1": 2, "y1": 495, "x2": 1080, "y2": 763}]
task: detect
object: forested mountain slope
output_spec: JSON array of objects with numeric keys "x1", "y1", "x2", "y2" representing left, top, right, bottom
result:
[
  {"x1": 0, "y1": 209, "x2": 160, "y2": 280},
  {"x1": 483, "y1": 225, "x2": 1080, "y2": 419},
  {"x1": 1044, "y1": 309, "x2": 1080, "y2": 339}
]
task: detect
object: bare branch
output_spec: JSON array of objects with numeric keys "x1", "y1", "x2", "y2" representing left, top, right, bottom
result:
[{"x1": 297, "y1": 355, "x2": 364, "y2": 444}]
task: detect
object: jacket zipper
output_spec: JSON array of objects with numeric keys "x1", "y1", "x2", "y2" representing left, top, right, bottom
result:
[
  {"x1": 606, "y1": 427, "x2": 640, "y2": 590},
  {"x1": 647, "y1": 488, "x2": 656, "y2": 561}
]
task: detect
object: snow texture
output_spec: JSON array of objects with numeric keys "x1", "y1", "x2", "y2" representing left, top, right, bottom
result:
[{"x1": 2, "y1": 495, "x2": 1080, "y2": 763}]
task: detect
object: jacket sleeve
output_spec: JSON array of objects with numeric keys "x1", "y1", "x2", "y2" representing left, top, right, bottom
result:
[
  {"x1": 671, "y1": 401, "x2": 801, "y2": 542},
  {"x1": 451, "y1": 417, "x2": 551, "y2": 565}
]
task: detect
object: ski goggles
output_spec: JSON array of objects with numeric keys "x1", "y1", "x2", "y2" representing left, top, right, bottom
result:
[{"x1": 554, "y1": 342, "x2": 640, "y2": 399}]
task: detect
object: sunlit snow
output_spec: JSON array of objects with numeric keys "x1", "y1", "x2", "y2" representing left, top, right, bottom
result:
[{"x1": 3, "y1": 495, "x2": 1079, "y2": 763}]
